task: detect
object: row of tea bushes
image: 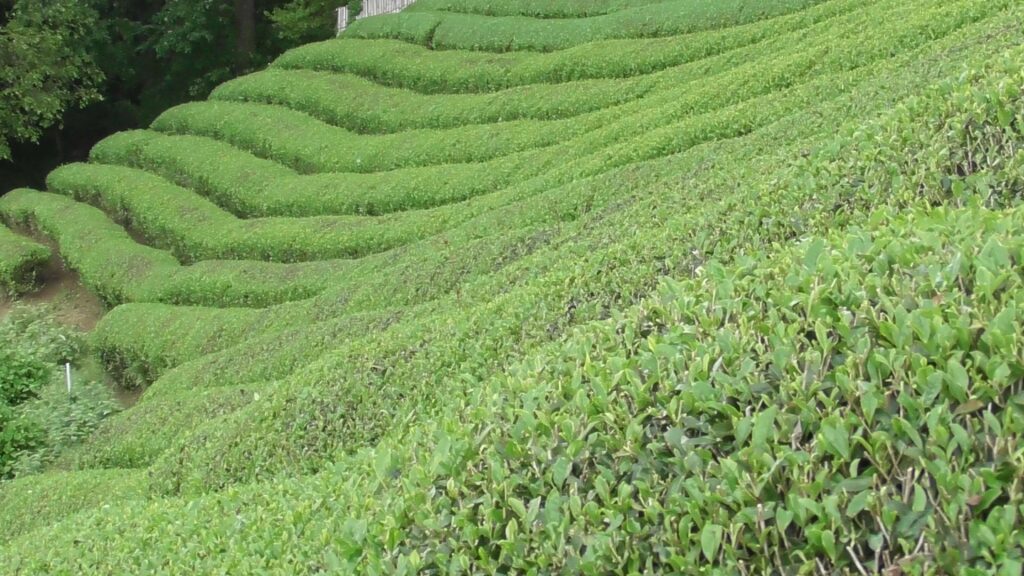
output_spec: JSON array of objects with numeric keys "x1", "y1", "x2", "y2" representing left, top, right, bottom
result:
[
  {"x1": 0, "y1": 190, "x2": 347, "y2": 307},
  {"x1": 405, "y1": 0, "x2": 674, "y2": 18},
  {"x1": 275, "y1": 0, "x2": 868, "y2": 93},
  {"x1": 0, "y1": 225, "x2": 49, "y2": 297},
  {"x1": 348, "y1": 0, "x2": 825, "y2": 53}
]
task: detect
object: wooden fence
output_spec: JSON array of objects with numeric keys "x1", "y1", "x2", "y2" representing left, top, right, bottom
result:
[{"x1": 336, "y1": 0, "x2": 418, "y2": 35}]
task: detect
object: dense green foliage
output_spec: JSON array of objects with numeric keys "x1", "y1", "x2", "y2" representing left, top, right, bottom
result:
[
  {"x1": 0, "y1": 0, "x2": 370, "y2": 193},
  {"x1": 2, "y1": 0, "x2": 1024, "y2": 572},
  {"x1": 0, "y1": 0, "x2": 103, "y2": 161},
  {"x1": 0, "y1": 225, "x2": 49, "y2": 296},
  {"x1": 0, "y1": 308, "x2": 115, "y2": 480}
]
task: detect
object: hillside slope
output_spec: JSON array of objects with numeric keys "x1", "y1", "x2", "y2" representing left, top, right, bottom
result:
[{"x1": 1, "y1": 0, "x2": 1023, "y2": 573}]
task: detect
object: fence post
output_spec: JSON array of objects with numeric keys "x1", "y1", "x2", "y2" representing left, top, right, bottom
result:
[
  {"x1": 336, "y1": 6, "x2": 349, "y2": 36},
  {"x1": 351, "y1": 0, "x2": 415, "y2": 22}
]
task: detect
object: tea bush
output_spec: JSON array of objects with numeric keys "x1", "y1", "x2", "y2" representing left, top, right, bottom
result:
[
  {"x1": 348, "y1": 0, "x2": 824, "y2": 52},
  {"x1": 275, "y1": 0, "x2": 866, "y2": 93},
  {"x1": 0, "y1": 190, "x2": 348, "y2": 306},
  {"x1": 149, "y1": 101, "x2": 613, "y2": 174},
  {"x1": 406, "y1": 0, "x2": 674, "y2": 18},
  {"x1": 211, "y1": 69, "x2": 656, "y2": 133},
  {"x1": 0, "y1": 225, "x2": 49, "y2": 297}
]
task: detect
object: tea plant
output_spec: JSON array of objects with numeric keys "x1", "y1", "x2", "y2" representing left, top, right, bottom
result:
[{"x1": 0, "y1": 225, "x2": 49, "y2": 297}]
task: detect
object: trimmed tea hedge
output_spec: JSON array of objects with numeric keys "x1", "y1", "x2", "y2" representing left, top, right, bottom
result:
[
  {"x1": 0, "y1": 189, "x2": 348, "y2": 306},
  {"x1": 347, "y1": 0, "x2": 825, "y2": 52},
  {"x1": 0, "y1": 224, "x2": 49, "y2": 297},
  {"x1": 406, "y1": 0, "x2": 675, "y2": 19},
  {"x1": 150, "y1": 101, "x2": 613, "y2": 174},
  {"x1": 275, "y1": 0, "x2": 867, "y2": 93},
  {"x1": 211, "y1": 69, "x2": 657, "y2": 134},
  {"x1": 91, "y1": 130, "x2": 534, "y2": 218}
]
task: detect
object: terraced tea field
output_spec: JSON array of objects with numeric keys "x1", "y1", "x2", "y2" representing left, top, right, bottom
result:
[{"x1": 1, "y1": 0, "x2": 1022, "y2": 572}]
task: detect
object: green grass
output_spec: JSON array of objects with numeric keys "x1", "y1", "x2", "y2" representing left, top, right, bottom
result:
[{"x1": 1, "y1": 0, "x2": 1023, "y2": 573}]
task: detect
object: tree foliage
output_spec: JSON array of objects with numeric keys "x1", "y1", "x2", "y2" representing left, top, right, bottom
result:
[
  {"x1": 0, "y1": 0, "x2": 103, "y2": 160},
  {"x1": 269, "y1": 0, "x2": 361, "y2": 45},
  {"x1": 0, "y1": 0, "x2": 354, "y2": 188}
]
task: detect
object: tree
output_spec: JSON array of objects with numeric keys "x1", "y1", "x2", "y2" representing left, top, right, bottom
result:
[
  {"x1": 234, "y1": 0, "x2": 256, "y2": 69},
  {"x1": 1, "y1": 0, "x2": 346, "y2": 192},
  {"x1": 0, "y1": 0, "x2": 104, "y2": 160},
  {"x1": 270, "y1": 0, "x2": 361, "y2": 45}
]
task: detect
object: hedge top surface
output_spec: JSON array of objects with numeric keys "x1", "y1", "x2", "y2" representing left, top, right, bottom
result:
[{"x1": 347, "y1": 0, "x2": 826, "y2": 52}]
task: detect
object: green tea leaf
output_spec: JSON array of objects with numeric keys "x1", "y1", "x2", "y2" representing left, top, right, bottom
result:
[
  {"x1": 946, "y1": 358, "x2": 970, "y2": 402},
  {"x1": 821, "y1": 418, "x2": 850, "y2": 460},
  {"x1": 552, "y1": 457, "x2": 571, "y2": 488},
  {"x1": 701, "y1": 523, "x2": 724, "y2": 561},
  {"x1": 846, "y1": 490, "x2": 871, "y2": 518},
  {"x1": 820, "y1": 529, "x2": 837, "y2": 560}
]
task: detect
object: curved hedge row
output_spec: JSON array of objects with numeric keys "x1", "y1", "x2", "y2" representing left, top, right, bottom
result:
[
  {"x1": 0, "y1": 224, "x2": 50, "y2": 297},
  {"x1": 275, "y1": 0, "x2": 867, "y2": 93},
  {"x1": 0, "y1": 189, "x2": 348, "y2": 307},
  {"x1": 405, "y1": 0, "x2": 675, "y2": 19},
  {"x1": 91, "y1": 303, "x2": 292, "y2": 388},
  {"x1": 211, "y1": 69, "x2": 657, "y2": 134},
  {"x1": 90, "y1": 131, "x2": 537, "y2": 218},
  {"x1": 150, "y1": 101, "x2": 614, "y2": 174},
  {"x1": 346, "y1": 0, "x2": 825, "y2": 53},
  {"x1": 45, "y1": 163, "x2": 455, "y2": 263}
]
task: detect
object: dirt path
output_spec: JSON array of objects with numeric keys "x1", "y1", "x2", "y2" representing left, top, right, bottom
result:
[
  {"x1": 0, "y1": 243, "x2": 105, "y2": 331},
  {"x1": 0, "y1": 260, "x2": 103, "y2": 332},
  {"x1": 0, "y1": 237, "x2": 140, "y2": 407}
]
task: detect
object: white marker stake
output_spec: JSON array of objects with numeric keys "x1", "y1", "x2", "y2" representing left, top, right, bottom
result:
[{"x1": 65, "y1": 362, "x2": 72, "y2": 398}]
